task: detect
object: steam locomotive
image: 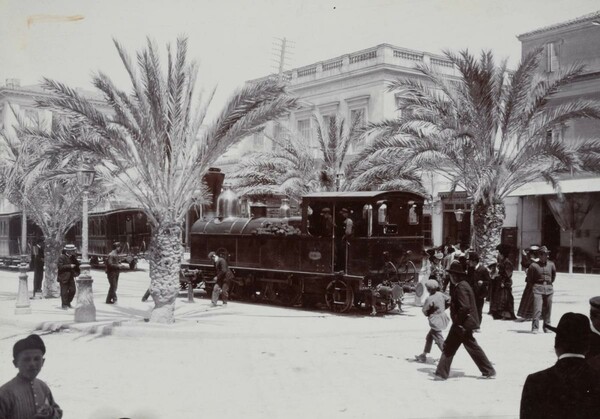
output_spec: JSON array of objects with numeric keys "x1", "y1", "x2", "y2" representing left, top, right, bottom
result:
[{"x1": 181, "y1": 169, "x2": 425, "y2": 313}]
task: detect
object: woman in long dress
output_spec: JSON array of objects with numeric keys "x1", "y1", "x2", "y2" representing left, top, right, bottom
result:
[
  {"x1": 517, "y1": 245, "x2": 539, "y2": 320},
  {"x1": 490, "y1": 244, "x2": 517, "y2": 320}
]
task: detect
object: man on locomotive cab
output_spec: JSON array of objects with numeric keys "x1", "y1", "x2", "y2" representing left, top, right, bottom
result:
[
  {"x1": 209, "y1": 251, "x2": 234, "y2": 307},
  {"x1": 319, "y1": 208, "x2": 334, "y2": 237}
]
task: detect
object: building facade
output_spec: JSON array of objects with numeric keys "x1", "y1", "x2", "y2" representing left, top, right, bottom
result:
[{"x1": 513, "y1": 10, "x2": 600, "y2": 273}]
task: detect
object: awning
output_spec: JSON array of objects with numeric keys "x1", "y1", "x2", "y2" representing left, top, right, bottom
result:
[{"x1": 508, "y1": 175, "x2": 600, "y2": 197}]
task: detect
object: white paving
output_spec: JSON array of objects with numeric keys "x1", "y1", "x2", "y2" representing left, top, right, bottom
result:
[{"x1": 0, "y1": 261, "x2": 599, "y2": 418}]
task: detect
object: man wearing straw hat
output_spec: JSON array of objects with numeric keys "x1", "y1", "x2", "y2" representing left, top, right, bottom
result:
[{"x1": 57, "y1": 244, "x2": 80, "y2": 310}]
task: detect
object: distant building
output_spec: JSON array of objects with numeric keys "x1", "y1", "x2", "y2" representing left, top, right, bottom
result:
[{"x1": 513, "y1": 10, "x2": 600, "y2": 272}]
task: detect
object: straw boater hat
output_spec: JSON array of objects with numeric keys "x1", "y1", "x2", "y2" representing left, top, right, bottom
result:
[
  {"x1": 434, "y1": 251, "x2": 444, "y2": 260},
  {"x1": 63, "y1": 244, "x2": 77, "y2": 252}
]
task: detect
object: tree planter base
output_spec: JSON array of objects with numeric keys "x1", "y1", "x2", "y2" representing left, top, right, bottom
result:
[{"x1": 15, "y1": 262, "x2": 31, "y2": 315}]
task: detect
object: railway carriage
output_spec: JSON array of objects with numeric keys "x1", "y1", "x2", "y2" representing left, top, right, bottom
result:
[
  {"x1": 69, "y1": 208, "x2": 150, "y2": 270},
  {"x1": 182, "y1": 190, "x2": 425, "y2": 313},
  {"x1": 0, "y1": 212, "x2": 43, "y2": 268}
]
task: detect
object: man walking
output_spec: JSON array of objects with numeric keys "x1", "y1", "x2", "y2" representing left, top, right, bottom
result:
[
  {"x1": 527, "y1": 246, "x2": 556, "y2": 333},
  {"x1": 209, "y1": 251, "x2": 234, "y2": 306},
  {"x1": 57, "y1": 244, "x2": 79, "y2": 309},
  {"x1": 468, "y1": 252, "x2": 491, "y2": 327},
  {"x1": 105, "y1": 242, "x2": 122, "y2": 304},
  {"x1": 520, "y1": 312, "x2": 600, "y2": 418},
  {"x1": 434, "y1": 261, "x2": 496, "y2": 380}
]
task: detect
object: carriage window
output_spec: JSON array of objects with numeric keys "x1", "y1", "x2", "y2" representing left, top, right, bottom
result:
[
  {"x1": 408, "y1": 202, "x2": 419, "y2": 225},
  {"x1": 378, "y1": 203, "x2": 387, "y2": 225}
]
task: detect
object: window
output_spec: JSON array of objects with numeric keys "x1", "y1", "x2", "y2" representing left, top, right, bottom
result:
[
  {"x1": 350, "y1": 108, "x2": 366, "y2": 128},
  {"x1": 252, "y1": 133, "x2": 264, "y2": 149},
  {"x1": 546, "y1": 42, "x2": 558, "y2": 73},
  {"x1": 349, "y1": 108, "x2": 367, "y2": 151},
  {"x1": 297, "y1": 119, "x2": 311, "y2": 141},
  {"x1": 423, "y1": 214, "x2": 432, "y2": 246}
]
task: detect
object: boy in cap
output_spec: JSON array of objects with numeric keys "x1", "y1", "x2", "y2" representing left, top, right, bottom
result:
[
  {"x1": 0, "y1": 334, "x2": 62, "y2": 418},
  {"x1": 415, "y1": 279, "x2": 450, "y2": 362},
  {"x1": 520, "y1": 312, "x2": 600, "y2": 418},
  {"x1": 57, "y1": 244, "x2": 80, "y2": 309}
]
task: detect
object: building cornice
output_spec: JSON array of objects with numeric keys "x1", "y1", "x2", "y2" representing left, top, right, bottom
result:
[{"x1": 517, "y1": 10, "x2": 600, "y2": 40}]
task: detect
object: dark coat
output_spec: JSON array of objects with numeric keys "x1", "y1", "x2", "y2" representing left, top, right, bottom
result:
[
  {"x1": 106, "y1": 249, "x2": 121, "y2": 273},
  {"x1": 57, "y1": 253, "x2": 80, "y2": 283},
  {"x1": 520, "y1": 357, "x2": 600, "y2": 419},
  {"x1": 449, "y1": 279, "x2": 480, "y2": 331},
  {"x1": 587, "y1": 330, "x2": 600, "y2": 359},
  {"x1": 472, "y1": 264, "x2": 491, "y2": 299},
  {"x1": 214, "y1": 257, "x2": 234, "y2": 286}
]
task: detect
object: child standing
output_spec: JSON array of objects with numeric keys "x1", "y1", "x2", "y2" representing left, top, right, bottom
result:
[
  {"x1": 0, "y1": 334, "x2": 62, "y2": 418},
  {"x1": 416, "y1": 279, "x2": 451, "y2": 362}
]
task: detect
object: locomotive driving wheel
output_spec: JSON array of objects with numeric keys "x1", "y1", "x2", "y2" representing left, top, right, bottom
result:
[{"x1": 325, "y1": 279, "x2": 354, "y2": 313}]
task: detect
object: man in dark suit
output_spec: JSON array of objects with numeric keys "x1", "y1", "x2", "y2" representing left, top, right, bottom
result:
[
  {"x1": 209, "y1": 251, "x2": 234, "y2": 307},
  {"x1": 467, "y1": 252, "x2": 491, "y2": 328},
  {"x1": 587, "y1": 296, "x2": 600, "y2": 372},
  {"x1": 57, "y1": 244, "x2": 80, "y2": 310},
  {"x1": 520, "y1": 312, "x2": 600, "y2": 419},
  {"x1": 433, "y1": 261, "x2": 496, "y2": 380}
]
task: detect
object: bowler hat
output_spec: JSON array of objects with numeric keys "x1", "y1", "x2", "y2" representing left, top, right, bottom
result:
[
  {"x1": 446, "y1": 260, "x2": 466, "y2": 276},
  {"x1": 545, "y1": 312, "x2": 590, "y2": 346},
  {"x1": 63, "y1": 244, "x2": 77, "y2": 251},
  {"x1": 590, "y1": 296, "x2": 600, "y2": 311},
  {"x1": 13, "y1": 334, "x2": 46, "y2": 360}
]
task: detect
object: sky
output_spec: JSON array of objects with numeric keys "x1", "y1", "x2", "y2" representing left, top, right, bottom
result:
[{"x1": 1, "y1": 0, "x2": 599, "y2": 106}]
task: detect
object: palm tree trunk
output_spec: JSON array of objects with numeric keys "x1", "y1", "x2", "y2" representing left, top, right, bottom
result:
[
  {"x1": 472, "y1": 200, "x2": 505, "y2": 267},
  {"x1": 43, "y1": 241, "x2": 62, "y2": 298},
  {"x1": 148, "y1": 222, "x2": 183, "y2": 323}
]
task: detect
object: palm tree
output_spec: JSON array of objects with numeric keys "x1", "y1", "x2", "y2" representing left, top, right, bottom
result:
[
  {"x1": 0, "y1": 115, "x2": 106, "y2": 297},
  {"x1": 232, "y1": 114, "x2": 360, "y2": 202},
  {"x1": 360, "y1": 49, "x2": 600, "y2": 265},
  {"x1": 38, "y1": 37, "x2": 296, "y2": 323}
]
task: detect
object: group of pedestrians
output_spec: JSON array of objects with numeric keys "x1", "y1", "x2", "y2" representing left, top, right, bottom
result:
[{"x1": 53, "y1": 242, "x2": 124, "y2": 309}]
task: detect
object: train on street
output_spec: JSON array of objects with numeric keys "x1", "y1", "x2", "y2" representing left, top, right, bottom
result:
[{"x1": 181, "y1": 169, "x2": 425, "y2": 313}]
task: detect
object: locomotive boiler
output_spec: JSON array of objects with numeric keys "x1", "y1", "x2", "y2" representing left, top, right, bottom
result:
[{"x1": 182, "y1": 183, "x2": 425, "y2": 313}]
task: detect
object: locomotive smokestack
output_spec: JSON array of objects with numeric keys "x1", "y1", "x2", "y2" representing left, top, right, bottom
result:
[{"x1": 202, "y1": 167, "x2": 225, "y2": 219}]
